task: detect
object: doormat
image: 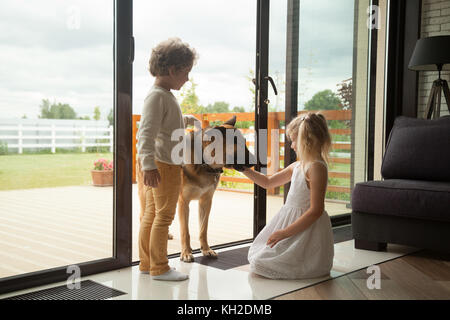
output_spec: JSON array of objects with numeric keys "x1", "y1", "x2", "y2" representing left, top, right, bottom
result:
[
  {"x1": 2, "y1": 280, "x2": 126, "y2": 300},
  {"x1": 194, "y1": 246, "x2": 250, "y2": 270},
  {"x1": 194, "y1": 225, "x2": 353, "y2": 270}
]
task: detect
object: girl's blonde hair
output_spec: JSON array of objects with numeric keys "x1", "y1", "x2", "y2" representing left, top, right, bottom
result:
[
  {"x1": 148, "y1": 37, "x2": 198, "y2": 77},
  {"x1": 286, "y1": 112, "x2": 332, "y2": 165}
]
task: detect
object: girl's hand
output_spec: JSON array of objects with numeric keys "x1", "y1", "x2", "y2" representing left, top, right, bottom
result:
[
  {"x1": 266, "y1": 229, "x2": 288, "y2": 248},
  {"x1": 143, "y1": 169, "x2": 161, "y2": 188}
]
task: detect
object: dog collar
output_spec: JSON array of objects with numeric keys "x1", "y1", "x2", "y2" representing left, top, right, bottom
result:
[{"x1": 199, "y1": 163, "x2": 223, "y2": 175}]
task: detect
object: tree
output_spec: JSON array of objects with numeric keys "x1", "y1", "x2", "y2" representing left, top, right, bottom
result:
[
  {"x1": 108, "y1": 108, "x2": 114, "y2": 126},
  {"x1": 304, "y1": 89, "x2": 342, "y2": 111},
  {"x1": 93, "y1": 106, "x2": 101, "y2": 121},
  {"x1": 205, "y1": 101, "x2": 230, "y2": 113},
  {"x1": 336, "y1": 78, "x2": 352, "y2": 110},
  {"x1": 179, "y1": 79, "x2": 204, "y2": 114},
  {"x1": 39, "y1": 99, "x2": 77, "y2": 119},
  {"x1": 246, "y1": 69, "x2": 256, "y2": 110},
  {"x1": 336, "y1": 78, "x2": 352, "y2": 129},
  {"x1": 39, "y1": 99, "x2": 52, "y2": 118},
  {"x1": 304, "y1": 89, "x2": 347, "y2": 129},
  {"x1": 232, "y1": 106, "x2": 245, "y2": 113},
  {"x1": 231, "y1": 106, "x2": 252, "y2": 129},
  {"x1": 55, "y1": 104, "x2": 77, "y2": 119}
]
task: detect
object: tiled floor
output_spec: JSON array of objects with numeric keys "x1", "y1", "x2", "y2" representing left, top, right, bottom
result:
[{"x1": 0, "y1": 240, "x2": 420, "y2": 300}]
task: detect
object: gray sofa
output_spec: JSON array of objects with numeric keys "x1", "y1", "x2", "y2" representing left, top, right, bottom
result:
[{"x1": 351, "y1": 115, "x2": 450, "y2": 252}]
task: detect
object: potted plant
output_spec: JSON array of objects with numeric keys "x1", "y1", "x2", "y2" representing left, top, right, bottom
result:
[{"x1": 91, "y1": 158, "x2": 114, "y2": 186}]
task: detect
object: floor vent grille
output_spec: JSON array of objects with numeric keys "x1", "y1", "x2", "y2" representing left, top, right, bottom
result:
[{"x1": 2, "y1": 280, "x2": 126, "y2": 300}]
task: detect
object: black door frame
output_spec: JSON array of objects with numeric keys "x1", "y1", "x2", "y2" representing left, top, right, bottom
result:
[
  {"x1": 0, "y1": 0, "x2": 133, "y2": 295},
  {"x1": 253, "y1": 0, "x2": 270, "y2": 237},
  {"x1": 385, "y1": 0, "x2": 421, "y2": 142},
  {"x1": 283, "y1": 0, "x2": 300, "y2": 203}
]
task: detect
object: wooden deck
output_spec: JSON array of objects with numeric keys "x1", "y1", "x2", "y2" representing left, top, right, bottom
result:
[{"x1": 0, "y1": 185, "x2": 348, "y2": 279}]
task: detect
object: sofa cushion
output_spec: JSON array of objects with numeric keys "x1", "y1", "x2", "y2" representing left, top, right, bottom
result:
[
  {"x1": 381, "y1": 116, "x2": 450, "y2": 181},
  {"x1": 352, "y1": 179, "x2": 450, "y2": 222}
]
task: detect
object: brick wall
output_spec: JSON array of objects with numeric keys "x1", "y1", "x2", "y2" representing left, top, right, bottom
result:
[{"x1": 417, "y1": 0, "x2": 450, "y2": 118}]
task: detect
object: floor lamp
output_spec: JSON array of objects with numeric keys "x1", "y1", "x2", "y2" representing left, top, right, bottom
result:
[{"x1": 408, "y1": 35, "x2": 450, "y2": 119}]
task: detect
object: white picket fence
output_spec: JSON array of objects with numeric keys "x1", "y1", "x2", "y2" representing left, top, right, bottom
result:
[{"x1": 0, "y1": 119, "x2": 113, "y2": 154}]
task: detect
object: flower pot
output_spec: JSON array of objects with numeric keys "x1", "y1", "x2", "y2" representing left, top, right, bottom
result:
[{"x1": 91, "y1": 170, "x2": 113, "y2": 187}]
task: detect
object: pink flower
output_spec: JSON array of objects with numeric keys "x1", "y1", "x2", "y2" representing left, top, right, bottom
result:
[{"x1": 93, "y1": 158, "x2": 113, "y2": 171}]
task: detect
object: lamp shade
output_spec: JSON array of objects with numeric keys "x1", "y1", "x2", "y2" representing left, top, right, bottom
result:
[{"x1": 408, "y1": 35, "x2": 450, "y2": 71}]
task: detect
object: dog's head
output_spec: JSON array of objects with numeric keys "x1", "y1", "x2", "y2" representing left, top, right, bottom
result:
[{"x1": 202, "y1": 115, "x2": 257, "y2": 171}]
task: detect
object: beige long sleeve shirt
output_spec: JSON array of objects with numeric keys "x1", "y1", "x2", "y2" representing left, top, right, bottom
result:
[{"x1": 137, "y1": 85, "x2": 199, "y2": 171}]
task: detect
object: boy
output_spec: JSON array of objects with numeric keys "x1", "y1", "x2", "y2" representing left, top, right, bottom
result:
[{"x1": 137, "y1": 38, "x2": 199, "y2": 281}]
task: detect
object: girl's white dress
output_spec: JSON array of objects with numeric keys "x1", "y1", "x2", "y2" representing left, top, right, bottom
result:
[{"x1": 248, "y1": 160, "x2": 334, "y2": 279}]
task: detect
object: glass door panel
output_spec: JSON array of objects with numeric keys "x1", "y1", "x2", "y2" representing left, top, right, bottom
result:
[
  {"x1": 0, "y1": 0, "x2": 115, "y2": 279},
  {"x1": 266, "y1": 0, "x2": 362, "y2": 224},
  {"x1": 132, "y1": 0, "x2": 257, "y2": 261}
]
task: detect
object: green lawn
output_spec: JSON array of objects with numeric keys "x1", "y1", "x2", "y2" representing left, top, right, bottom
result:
[
  {"x1": 0, "y1": 153, "x2": 351, "y2": 201},
  {"x1": 0, "y1": 153, "x2": 113, "y2": 191}
]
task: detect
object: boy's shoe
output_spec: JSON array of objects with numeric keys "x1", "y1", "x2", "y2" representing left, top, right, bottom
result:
[
  {"x1": 140, "y1": 267, "x2": 176, "y2": 275},
  {"x1": 151, "y1": 269, "x2": 188, "y2": 281}
]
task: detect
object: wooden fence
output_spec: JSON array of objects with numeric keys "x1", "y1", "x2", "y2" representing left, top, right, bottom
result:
[{"x1": 132, "y1": 110, "x2": 351, "y2": 198}]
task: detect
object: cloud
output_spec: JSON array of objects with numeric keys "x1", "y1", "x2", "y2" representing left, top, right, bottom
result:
[
  {"x1": 132, "y1": 0, "x2": 257, "y2": 113},
  {"x1": 0, "y1": 0, "x2": 113, "y2": 51},
  {"x1": 0, "y1": 0, "x2": 354, "y2": 119},
  {"x1": 0, "y1": 0, "x2": 114, "y2": 119}
]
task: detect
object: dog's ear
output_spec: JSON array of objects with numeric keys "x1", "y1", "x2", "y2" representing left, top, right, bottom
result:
[{"x1": 223, "y1": 115, "x2": 236, "y2": 127}]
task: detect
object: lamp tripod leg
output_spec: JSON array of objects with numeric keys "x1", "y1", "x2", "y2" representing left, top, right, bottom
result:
[
  {"x1": 425, "y1": 83, "x2": 437, "y2": 119},
  {"x1": 442, "y1": 80, "x2": 450, "y2": 115},
  {"x1": 436, "y1": 82, "x2": 442, "y2": 119}
]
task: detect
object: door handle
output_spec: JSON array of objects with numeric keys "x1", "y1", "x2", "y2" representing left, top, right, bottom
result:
[
  {"x1": 252, "y1": 77, "x2": 278, "y2": 96},
  {"x1": 253, "y1": 76, "x2": 278, "y2": 106},
  {"x1": 264, "y1": 76, "x2": 278, "y2": 95}
]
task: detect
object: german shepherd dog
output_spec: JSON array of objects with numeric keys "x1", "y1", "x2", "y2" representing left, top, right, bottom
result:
[{"x1": 137, "y1": 115, "x2": 256, "y2": 263}]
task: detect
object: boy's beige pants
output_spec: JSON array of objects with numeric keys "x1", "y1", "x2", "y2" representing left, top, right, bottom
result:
[{"x1": 137, "y1": 158, "x2": 181, "y2": 276}]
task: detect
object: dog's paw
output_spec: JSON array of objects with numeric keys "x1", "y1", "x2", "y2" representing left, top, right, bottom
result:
[
  {"x1": 168, "y1": 233, "x2": 174, "y2": 240},
  {"x1": 202, "y1": 248, "x2": 218, "y2": 259},
  {"x1": 180, "y1": 251, "x2": 195, "y2": 263}
]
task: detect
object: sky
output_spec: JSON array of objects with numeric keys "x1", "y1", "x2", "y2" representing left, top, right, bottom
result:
[{"x1": 0, "y1": 0, "x2": 354, "y2": 120}]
